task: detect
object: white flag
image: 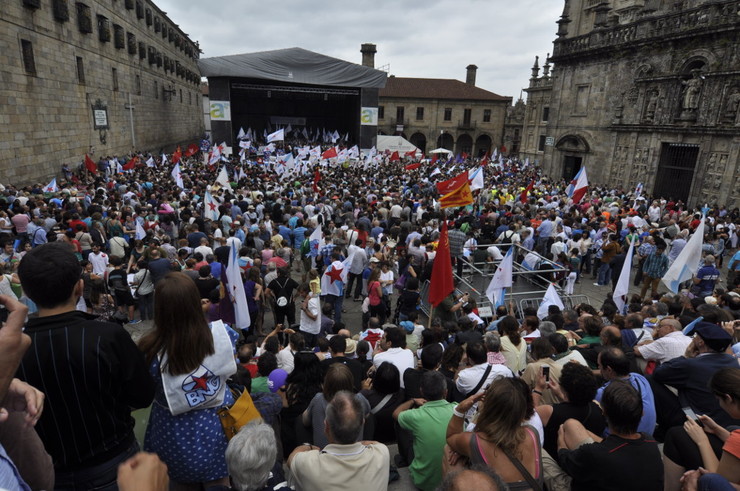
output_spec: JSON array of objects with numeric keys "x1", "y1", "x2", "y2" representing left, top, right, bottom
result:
[
  {"x1": 469, "y1": 167, "x2": 485, "y2": 192},
  {"x1": 612, "y1": 240, "x2": 635, "y2": 314},
  {"x1": 662, "y1": 218, "x2": 705, "y2": 293},
  {"x1": 171, "y1": 163, "x2": 184, "y2": 189},
  {"x1": 239, "y1": 140, "x2": 250, "y2": 149},
  {"x1": 215, "y1": 166, "x2": 230, "y2": 188},
  {"x1": 266, "y1": 129, "x2": 284, "y2": 143},
  {"x1": 486, "y1": 248, "x2": 513, "y2": 308},
  {"x1": 146, "y1": 156, "x2": 155, "y2": 168},
  {"x1": 430, "y1": 167, "x2": 441, "y2": 177},
  {"x1": 135, "y1": 221, "x2": 146, "y2": 240},
  {"x1": 237, "y1": 127, "x2": 246, "y2": 140},
  {"x1": 239, "y1": 167, "x2": 248, "y2": 180},
  {"x1": 44, "y1": 178, "x2": 58, "y2": 193},
  {"x1": 161, "y1": 153, "x2": 168, "y2": 164},
  {"x1": 537, "y1": 283, "x2": 564, "y2": 320},
  {"x1": 209, "y1": 145, "x2": 221, "y2": 165},
  {"x1": 226, "y1": 243, "x2": 251, "y2": 329}
]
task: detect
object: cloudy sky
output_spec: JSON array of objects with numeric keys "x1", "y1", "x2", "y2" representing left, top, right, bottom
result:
[{"x1": 155, "y1": 0, "x2": 563, "y2": 101}]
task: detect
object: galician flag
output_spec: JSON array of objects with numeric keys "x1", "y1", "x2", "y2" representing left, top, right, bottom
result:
[
  {"x1": 44, "y1": 178, "x2": 58, "y2": 193},
  {"x1": 204, "y1": 190, "x2": 219, "y2": 221},
  {"x1": 469, "y1": 167, "x2": 484, "y2": 192},
  {"x1": 266, "y1": 129, "x2": 284, "y2": 143},
  {"x1": 612, "y1": 240, "x2": 635, "y2": 314},
  {"x1": 226, "y1": 243, "x2": 251, "y2": 329},
  {"x1": 486, "y1": 248, "x2": 513, "y2": 308},
  {"x1": 566, "y1": 167, "x2": 589, "y2": 204},
  {"x1": 135, "y1": 221, "x2": 146, "y2": 240},
  {"x1": 662, "y1": 216, "x2": 705, "y2": 293}
]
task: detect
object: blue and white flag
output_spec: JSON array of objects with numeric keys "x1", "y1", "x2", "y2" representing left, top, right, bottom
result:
[
  {"x1": 612, "y1": 240, "x2": 635, "y2": 314},
  {"x1": 266, "y1": 129, "x2": 284, "y2": 143},
  {"x1": 486, "y1": 248, "x2": 513, "y2": 308},
  {"x1": 469, "y1": 167, "x2": 484, "y2": 192},
  {"x1": 135, "y1": 221, "x2": 146, "y2": 240},
  {"x1": 204, "y1": 190, "x2": 219, "y2": 221},
  {"x1": 43, "y1": 178, "x2": 58, "y2": 193},
  {"x1": 662, "y1": 217, "x2": 705, "y2": 293},
  {"x1": 226, "y1": 243, "x2": 251, "y2": 329},
  {"x1": 171, "y1": 163, "x2": 184, "y2": 189}
]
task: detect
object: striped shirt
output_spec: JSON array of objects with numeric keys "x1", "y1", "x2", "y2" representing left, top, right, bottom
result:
[
  {"x1": 447, "y1": 229, "x2": 467, "y2": 257},
  {"x1": 642, "y1": 252, "x2": 669, "y2": 278},
  {"x1": 17, "y1": 311, "x2": 154, "y2": 471}
]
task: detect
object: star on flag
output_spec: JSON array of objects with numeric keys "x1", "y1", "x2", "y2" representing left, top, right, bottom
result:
[{"x1": 325, "y1": 265, "x2": 344, "y2": 283}]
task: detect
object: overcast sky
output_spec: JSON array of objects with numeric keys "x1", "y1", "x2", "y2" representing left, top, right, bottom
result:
[{"x1": 155, "y1": 0, "x2": 563, "y2": 102}]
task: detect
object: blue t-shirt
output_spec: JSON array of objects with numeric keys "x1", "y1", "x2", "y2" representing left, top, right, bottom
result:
[{"x1": 596, "y1": 373, "x2": 656, "y2": 437}]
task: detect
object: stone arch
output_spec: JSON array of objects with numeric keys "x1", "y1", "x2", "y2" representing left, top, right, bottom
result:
[
  {"x1": 437, "y1": 132, "x2": 454, "y2": 150},
  {"x1": 456, "y1": 133, "x2": 473, "y2": 155},
  {"x1": 634, "y1": 63, "x2": 654, "y2": 79},
  {"x1": 474, "y1": 134, "x2": 492, "y2": 157},
  {"x1": 409, "y1": 132, "x2": 427, "y2": 154},
  {"x1": 677, "y1": 54, "x2": 710, "y2": 75},
  {"x1": 555, "y1": 134, "x2": 590, "y2": 153}
]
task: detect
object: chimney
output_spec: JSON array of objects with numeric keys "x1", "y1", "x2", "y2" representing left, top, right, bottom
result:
[
  {"x1": 466, "y1": 64, "x2": 478, "y2": 85},
  {"x1": 361, "y1": 43, "x2": 377, "y2": 68}
]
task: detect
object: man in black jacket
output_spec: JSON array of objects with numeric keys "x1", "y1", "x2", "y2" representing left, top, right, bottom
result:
[{"x1": 17, "y1": 243, "x2": 155, "y2": 490}]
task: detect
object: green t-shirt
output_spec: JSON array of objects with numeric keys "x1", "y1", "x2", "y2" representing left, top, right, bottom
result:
[
  {"x1": 251, "y1": 376, "x2": 270, "y2": 394},
  {"x1": 398, "y1": 400, "x2": 457, "y2": 491}
]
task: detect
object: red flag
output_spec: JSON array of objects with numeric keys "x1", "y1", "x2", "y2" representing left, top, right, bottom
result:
[
  {"x1": 404, "y1": 149, "x2": 417, "y2": 157},
  {"x1": 436, "y1": 171, "x2": 469, "y2": 195},
  {"x1": 428, "y1": 221, "x2": 454, "y2": 307},
  {"x1": 431, "y1": 154, "x2": 438, "y2": 164},
  {"x1": 500, "y1": 145, "x2": 507, "y2": 153},
  {"x1": 405, "y1": 162, "x2": 421, "y2": 171},
  {"x1": 84, "y1": 154, "x2": 97, "y2": 174},
  {"x1": 122, "y1": 156, "x2": 138, "y2": 170},
  {"x1": 520, "y1": 180, "x2": 535, "y2": 204},
  {"x1": 321, "y1": 147, "x2": 337, "y2": 159},
  {"x1": 461, "y1": 152, "x2": 468, "y2": 160},
  {"x1": 390, "y1": 151, "x2": 400, "y2": 162},
  {"x1": 184, "y1": 143, "x2": 198, "y2": 157},
  {"x1": 312, "y1": 168, "x2": 321, "y2": 193},
  {"x1": 172, "y1": 146, "x2": 182, "y2": 164},
  {"x1": 480, "y1": 153, "x2": 490, "y2": 167}
]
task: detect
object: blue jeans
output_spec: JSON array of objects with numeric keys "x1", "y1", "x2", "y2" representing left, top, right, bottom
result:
[
  {"x1": 597, "y1": 261, "x2": 611, "y2": 285},
  {"x1": 324, "y1": 294, "x2": 343, "y2": 324}
]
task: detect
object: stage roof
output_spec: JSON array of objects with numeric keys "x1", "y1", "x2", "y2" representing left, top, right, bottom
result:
[{"x1": 198, "y1": 47, "x2": 387, "y2": 89}]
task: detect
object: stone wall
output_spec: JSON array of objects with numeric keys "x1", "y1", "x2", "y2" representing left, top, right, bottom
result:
[{"x1": 1, "y1": 0, "x2": 203, "y2": 186}]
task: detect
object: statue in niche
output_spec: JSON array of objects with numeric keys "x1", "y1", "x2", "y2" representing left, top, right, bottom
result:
[
  {"x1": 645, "y1": 90, "x2": 659, "y2": 121},
  {"x1": 724, "y1": 90, "x2": 740, "y2": 123},
  {"x1": 681, "y1": 70, "x2": 703, "y2": 111},
  {"x1": 707, "y1": 153, "x2": 717, "y2": 173}
]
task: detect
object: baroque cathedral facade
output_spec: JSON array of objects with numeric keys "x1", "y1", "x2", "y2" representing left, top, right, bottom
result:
[{"x1": 518, "y1": 0, "x2": 740, "y2": 208}]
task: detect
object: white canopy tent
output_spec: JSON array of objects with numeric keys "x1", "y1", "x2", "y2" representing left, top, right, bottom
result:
[
  {"x1": 429, "y1": 147, "x2": 454, "y2": 156},
  {"x1": 376, "y1": 135, "x2": 419, "y2": 154}
]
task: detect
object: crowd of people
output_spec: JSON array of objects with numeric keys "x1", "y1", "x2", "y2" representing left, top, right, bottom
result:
[{"x1": 0, "y1": 145, "x2": 739, "y2": 491}]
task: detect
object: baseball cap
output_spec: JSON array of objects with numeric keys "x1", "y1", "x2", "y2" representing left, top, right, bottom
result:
[
  {"x1": 369, "y1": 257, "x2": 380, "y2": 263},
  {"x1": 267, "y1": 369, "x2": 288, "y2": 393}
]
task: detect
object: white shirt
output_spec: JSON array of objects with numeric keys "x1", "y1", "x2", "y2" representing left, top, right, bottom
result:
[
  {"x1": 636, "y1": 330, "x2": 692, "y2": 364},
  {"x1": 456, "y1": 362, "x2": 514, "y2": 396},
  {"x1": 88, "y1": 251, "x2": 109, "y2": 275},
  {"x1": 553, "y1": 349, "x2": 588, "y2": 367},
  {"x1": 299, "y1": 295, "x2": 321, "y2": 335},
  {"x1": 373, "y1": 347, "x2": 414, "y2": 388},
  {"x1": 276, "y1": 346, "x2": 295, "y2": 374}
]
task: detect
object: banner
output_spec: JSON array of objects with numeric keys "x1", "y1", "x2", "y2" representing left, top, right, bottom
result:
[{"x1": 210, "y1": 101, "x2": 231, "y2": 121}]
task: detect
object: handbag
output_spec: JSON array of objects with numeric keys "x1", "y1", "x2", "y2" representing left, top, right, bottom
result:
[
  {"x1": 394, "y1": 272, "x2": 408, "y2": 290},
  {"x1": 133, "y1": 269, "x2": 148, "y2": 299},
  {"x1": 218, "y1": 387, "x2": 262, "y2": 440}
]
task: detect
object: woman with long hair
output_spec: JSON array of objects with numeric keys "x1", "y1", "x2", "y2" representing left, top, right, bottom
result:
[
  {"x1": 139, "y1": 272, "x2": 239, "y2": 489},
  {"x1": 499, "y1": 315, "x2": 528, "y2": 374},
  {"x1": 446, "y1": 377, "x2": 543, "y2": 490},
  {"x1": 279, "y1": 351, "x2": 323, "y2": 458}
]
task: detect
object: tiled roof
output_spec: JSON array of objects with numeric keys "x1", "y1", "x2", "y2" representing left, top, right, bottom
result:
[{"x1": 380, "y1": 76, "x2": 510, "y2": 101}]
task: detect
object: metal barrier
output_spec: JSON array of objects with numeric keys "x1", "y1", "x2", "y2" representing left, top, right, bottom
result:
[{"x1": 415, "y1": 243, "x2": 588, "y2": 321}]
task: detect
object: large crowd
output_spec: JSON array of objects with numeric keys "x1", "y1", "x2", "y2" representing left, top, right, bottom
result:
[{"x1": 0, "y1": 143, "x2": 739, "y2": 491}]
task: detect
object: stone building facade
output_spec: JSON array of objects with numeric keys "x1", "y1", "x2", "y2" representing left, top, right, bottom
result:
[
  {"x1": 1, "y1": 0, "x2": 203, "y2": 185},
  {"x1": 377, "y1": 65, "x2": 512, "y2": 157},
  {"x1": 534, "y1": 0, "x2": 740, "y2": 207}
]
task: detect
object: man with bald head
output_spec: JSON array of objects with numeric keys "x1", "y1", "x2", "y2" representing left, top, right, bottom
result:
[{"x1": 634, "y1": 318, "x2": 691, "y2": 365}]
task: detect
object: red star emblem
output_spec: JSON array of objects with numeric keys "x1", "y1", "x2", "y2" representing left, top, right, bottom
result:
[
  {"x1": 325, "y1": 266, "x2": 343, "y2": 283},
  {"x1": 192, "y1": 373, "x2": 209, "y2": 391},
  {"x1": 208, "y1": 202, "x2": 217, "y2": 211}
]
